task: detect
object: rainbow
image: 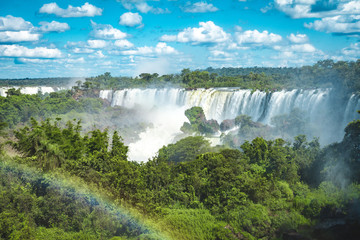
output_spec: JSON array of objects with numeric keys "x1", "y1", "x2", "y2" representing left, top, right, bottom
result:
[{"x1": 0, "y1": 158, "x2": 169, "y2": 240}]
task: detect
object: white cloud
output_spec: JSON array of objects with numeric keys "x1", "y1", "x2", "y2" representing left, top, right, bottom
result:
[
  {"x1": 65, "y1": 57, "x2": 85, "y2": 63},
  {"x1": 261, "y1": 2, "x2": 274, "y2": 13},
  {"x1": 72, "y1": 48, "x2": 95, "y2": 54},
  {"x1": 119, "y1": 1, "x2": 168, "y2": 14},
  {"x1": 135, "y1": 2, "x2": 153, "y2": 13},
  {"x1": 290, "y1": 43, "x2": 316, "y2": 52},
  {"x1": 274, "y1": 1, "x2": 360, "y2": 35},
  {"x1": 122, "y1": 42, "x2": 178, "y2": 55},
  {"x1": 274, "y1": 43, "x2": 317, "y2": 53},
  {"x1": 39, "y1": 2, "x2": 102, "y2": 18},
  {"x1": 275, "y1": 0, "x2": 360, "y2": 18},
  {"x1": 208, "y1": 49, "x2": 235, "y2": 62},
  {"x1": 0, "y1": 15, "x2": 33, "y2": 31},
  {"x1": 91, "y1": 21, "x2": 128, "y2": 39},
  {"x1": 305, "y1": 15, "x2": 360, "y2": 33},
  {"x1": 0, "y1": 31, "x2": 41, "y2": 42},
  {"x1": 160, "y1": 21, "x2": 229, "y2": 44},
  {"x1": 341, "y1": 42, "x2": 360, "y2": 57},
  {"x1": 183, "y1": 2, "x2": 219, "y2": 13},
  {"x1": 89, "y1": 50, "x2": 106, "y2": 59},
  {"x1": 235, "y1": 30, "x2": 282, "y2": 46},
  {"x1": 271, "y1": 45, "x2": 325, "y2": 67},
  {"x1": 119, "y1": 12, "x2": 143, "y2": 27},
  {"x1": 16, "y1": 57, "x2": 85, "y2": 64},
  {"x1": 274, "y1": 0, "x2": 318, "y2": 19},
  {"x1": 135, "y1": 2, "x2": 167, "y2": 14},
  {"x1": 0, "y1": 45, "x2": 62, "y2": 58},
  {"x1": 114, "y1": 39, "x2": 134, "y2": 49},
  {"x1": 287, "y1": 33, "x2": 309, "y2": 43},
  {"x1": 38, "y1": 21, "x2": 70, "y2": 33},
  {"x1": 87, "y1": 40, "x2": 108, "y2": 48}
]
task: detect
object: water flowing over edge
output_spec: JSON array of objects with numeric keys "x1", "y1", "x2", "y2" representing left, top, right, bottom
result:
[
  {"x1": 1, "y1": 86, "x2": 359, "y2": 161},
  {"x1": 100, "y1": 88, "x2": 360, "y2": 161}
]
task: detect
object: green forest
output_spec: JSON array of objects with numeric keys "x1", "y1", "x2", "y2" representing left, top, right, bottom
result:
[
  {"x1": 77, "y1": 59, "x2": 360, "y2": 93},
  {"x1": 3, "y1": 60, "x2": 360, "y2": 93},
  {"x1": 0, "y1": 60, "x2": 360, "y2": 240}
]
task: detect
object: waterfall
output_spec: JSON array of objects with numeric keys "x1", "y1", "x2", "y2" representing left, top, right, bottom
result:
[
  {"x1": 0, "y1": 86, "x2": 58, "y2": 96},
  {"x1": 100, "y1": 88, "x2": 360, "y2": 160},
  {"x1": 103, "y1": 88, "x2": 359, "y2": 125}
]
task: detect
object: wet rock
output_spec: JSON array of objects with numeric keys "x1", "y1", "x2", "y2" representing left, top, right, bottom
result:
[{"x1": 220, "y1": 119, "x2": 235, "y2": 132}]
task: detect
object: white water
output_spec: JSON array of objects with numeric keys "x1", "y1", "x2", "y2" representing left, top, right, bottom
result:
[
  {"x1": 127, "y1": 106, "x2": 188, "y2": 161},
  {"x1": 0, "y1": 86, "x2": 62, "y2": 96},
  {"x1": 100, "y1": 88, "x2": 360, "y2": 162}
]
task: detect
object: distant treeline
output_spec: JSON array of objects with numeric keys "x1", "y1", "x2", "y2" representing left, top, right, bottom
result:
[
  {"x1": 82, "y1": 59, "x2": 360, "y2": 92},
  {"x1": 0, "y1": 77, "x2": 83, "y2": 87},
  {"x1": 1, "y1": 60, "x2": 360, "y2": 92}
]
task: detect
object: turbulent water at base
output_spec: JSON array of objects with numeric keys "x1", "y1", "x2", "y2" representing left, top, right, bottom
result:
[
  {"x1": 100, "y1": 88, "x2": 360, "y2": 161},
  {"x1": 0, "y1": 86, "x2": 64, "y2": 97}
]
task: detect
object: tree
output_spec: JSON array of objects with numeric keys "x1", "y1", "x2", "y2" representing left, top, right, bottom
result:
[
  {"x1": 158, "y1": 136, "x2": 210, "y2": 163},
  {"x1": 111, "y1": 131, "x2": 128, "y2": 159},
  {"x1": 6, "y1": 88, "x2": 21, "y2": 96}
]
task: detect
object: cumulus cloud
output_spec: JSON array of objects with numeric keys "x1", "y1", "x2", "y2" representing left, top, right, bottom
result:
[
  {"x1": 0, "y1": 31, "x2": 41, "y2": 42},
  {"x1": 16, "y1": 57, "x2": 85, "y2": 64},
  {"x1": 87, "y1": 40, "x2": 108, "y2": 48},
  {"x1": 274, "y1": 43, "x2": 317, "y2": 53},
  {"x1": 39, "y1": 2, "x2": 102, "y2": 17},
  {"x1": 289, "y1": 43, "x2": 316, "y2": 53},
  {"x1": 208, "y1": 49, "x2": 235, "y2": 62},
  {"x1": 135, "y1": 2, "x2": 168, "y2": 14},
  {"x1": 275, "y1": 0, "x2": 360, "y2": 18},
  {"x1": 271, "y1": 43, "x2": 325, "y2": 67},
  {"x1": 91, "y1": 21, "x2": 128, "y2": 39},
  {"x1": 275, "y1": 0, "x2": 360, "y2": 35},
  {"x1": 287, "y1": 33, "x2": 309, "y2": 43},
  {"x1": 274, "y1": 0, "x2": 316, "y2": 19},
  {"x1": 119, "y1": 1, "x2": 168, "y2": 14},
  {"x1": 0, "y1": 15, "x2": 33, "y2": 31},
  {"x1": 114, "y1": 39, "x2": 134, "y2": 49},
  {"x1": 341, "y1": 42, "x2": 360, "y2": 57},
  {"x1": 183, "y1": 2, "x2": 219, "y2": 13},
  {"x1": 89, "y1": 50, "x2": 106, "y2": 59},
  {"x1": 235, "y1": 30, "x2": 282, "y2": 46},
  {"x1": 121, "y1": 42, "x2": 178, "y2": 55},
  {"x1": 119, "y1": 12, "x2": 143, "y2": 27},
  {"x1": 305, "y1": 15, "x2": 360, "y2": 33},
  {"x1": 0, "y1": 44, "x2": 62, "y2": 58},
  {"x1": 160, "y1": 21, "x2": 229, "y2": 44},
  {"x1": 38, "y1": 21, "x2": 70, "y2": 33},
  {"x1": 72, "y1": 47, "x2": 95, "y2": 54}
]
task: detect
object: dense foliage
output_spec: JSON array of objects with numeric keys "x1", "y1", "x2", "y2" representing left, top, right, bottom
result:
[
  {"x1": 80, "y1": 59, "x2": 360, "y2": 92},
  {"x1": 0, "y1": 114, "x2": 359, "y2": 239},
  {"x1": 180, "y1": 107, "x2": 220, "y2": 135},
  {"x1": 0, "y1": 77, "x2": 79, "y2": 87},
  {"x1": 0, "y1": 89, "x2": 104, "y2": 128},
  {"x1": 1, "y1": 62, "x2": 360, "y2": 239}
]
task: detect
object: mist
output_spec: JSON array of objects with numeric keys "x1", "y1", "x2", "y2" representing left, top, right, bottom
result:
[
  {"x1": 1, "y1": 84, "x2": 359, "y2": 163},
  {"x1": 96, "y1": 87, "x2": 360, "y2": 162}
]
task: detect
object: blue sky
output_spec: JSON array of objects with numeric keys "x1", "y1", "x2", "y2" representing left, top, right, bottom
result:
[{"x1": 0, "y1": 0, "x2": 360, "y2": 78}]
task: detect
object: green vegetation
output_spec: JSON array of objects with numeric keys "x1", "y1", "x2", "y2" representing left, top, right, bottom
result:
[
  {"x1": 1, "y1": 63, "x2": 360, "y2": 239},
  {"x1": 79, "y1": 59, "x2": 360, "y2": 92},
  {"x1": 0, "y1": 112, "x2": 359, "y2": 239},
  {"x1": 0, "y1": 89, "x2": 100, "y2": 128},
  {"x1": 0, "y1": 77, "x2": 78, "y2": 87},
  {"x1": 180, "y1": 107, "x2": 220, "y2": 135}
]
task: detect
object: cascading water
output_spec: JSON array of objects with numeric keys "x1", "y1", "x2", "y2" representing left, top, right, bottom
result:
[
  {"x1": 0, "y1": 86, "x2": 60, "y2": 96},
  {"x1": 100, "y1": 88, "x2": 360, "y2": 161}
]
